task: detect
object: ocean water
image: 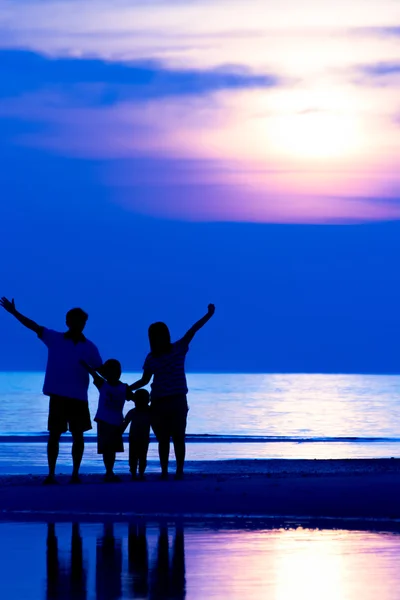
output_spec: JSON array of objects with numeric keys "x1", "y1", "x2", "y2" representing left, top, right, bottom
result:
[
  {"x1": 0, "y1": 372, "x2": 399, "y2": 472},
  {"x1": 0, "y1": 521, "x2": 400, "y2": 600}
]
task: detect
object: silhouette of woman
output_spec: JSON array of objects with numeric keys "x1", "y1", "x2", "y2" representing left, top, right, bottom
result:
[{"x1": 130, "y1": 304, "x2": 215, "y2": 479}]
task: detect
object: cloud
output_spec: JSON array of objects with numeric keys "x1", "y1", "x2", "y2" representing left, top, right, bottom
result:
[
  {"x1": 355, "y1": 61, "x2": 400, "y2": 85},
  {"x1": 353, "y1": 26, "x2": 400, "y2": 38},
  {"x1": 360, "y1": 62, "x2": 400, "y2": 77},
  {"x1": 0, "y1": 49, "x2": 280, "y2": 106},
  {"x1": 117, "y1": 180, "x2": 400, "y2": 224},
  {"x1": 104, "y1": 156, "x2": 400, "y2": 224}
]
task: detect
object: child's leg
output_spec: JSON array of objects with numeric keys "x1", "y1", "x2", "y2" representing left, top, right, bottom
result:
[
  {"x1": 103, "y1": 450, "x2": 116, "y2": 475},
  {"x1": 129, "y1": 443, "x2": 138, "y2": 478},
  {"x1": 138, "y1": 443, "x2": 149, "y2": 478}
]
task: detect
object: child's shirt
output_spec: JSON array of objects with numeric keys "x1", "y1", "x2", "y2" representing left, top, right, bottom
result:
[
  {"x1": 124, "y1": 408, "x2": 151, "y2": 443},
  {"x1": 94, "y1": 379, "x2": 128, "y2": 426}
]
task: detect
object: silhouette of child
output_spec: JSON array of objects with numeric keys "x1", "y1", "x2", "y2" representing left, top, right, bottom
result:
[
  {"x1": 81, "y1": 358, "x2": 132, "y2": 482},
  {"x1": 122, "y1": 389, "x2": 151, "y2": 480}
]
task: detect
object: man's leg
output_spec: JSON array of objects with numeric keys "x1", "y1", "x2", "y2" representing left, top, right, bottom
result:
[
  {"x1": 46, "y1": 431, "x2": 62, "y2": 483},
  {"x1": 71, "y1": 431, "x2": 84, "y2": 480},
  {"x1": 45, "y1": 396, "x2": 66, "y2": 483},
  {"x1": 47, "y1": 431, "x2": 61, "y2": 476},
  {"x1": 69, "y1": 398, "x2": 92, "y2": 482}
]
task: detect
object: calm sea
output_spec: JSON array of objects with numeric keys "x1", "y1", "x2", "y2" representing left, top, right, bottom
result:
[{"x1": 0, "y1": 372, "x2": 399, "y2": 472}]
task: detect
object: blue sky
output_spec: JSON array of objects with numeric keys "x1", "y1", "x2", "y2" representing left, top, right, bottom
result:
[{"x1": 0, "y1": 0, "x2": 400, "y2": 372}]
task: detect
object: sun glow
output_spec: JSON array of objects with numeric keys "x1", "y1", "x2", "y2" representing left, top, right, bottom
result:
[{"x1": 268, "y1": 112, "x2": 362, "y2": 160}]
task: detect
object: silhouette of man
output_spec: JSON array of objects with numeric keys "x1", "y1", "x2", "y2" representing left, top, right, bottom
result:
[{"x1": 0, "y1": 298, "x2": 102, "y2": 484}]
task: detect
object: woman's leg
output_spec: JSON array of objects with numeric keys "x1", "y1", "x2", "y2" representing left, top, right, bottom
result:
[
  {"x1": 158, "y1": 439, "x2": 170, "y2": 478},
  {"x1": 103, "y1": 450, "x2": 116, "y2": 476},
  {"x1": 152, "y1": 405, "x2": 171, "y2": 478},
  {"x1": 172, "y1": 397, "x2": 188, "y2": 478},
  {"x1": 172, "y1": 435, "x2": 185, "y2": 478}
]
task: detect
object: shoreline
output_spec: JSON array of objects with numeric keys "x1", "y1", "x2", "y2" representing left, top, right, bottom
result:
[{"x1": 0, "y1": 459, "x2": 399, "y2": 524}]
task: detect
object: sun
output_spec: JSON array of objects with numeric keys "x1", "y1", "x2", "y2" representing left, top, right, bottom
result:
[{"x1": 268, "y1": 111, "x2": 362, "y2": 160}]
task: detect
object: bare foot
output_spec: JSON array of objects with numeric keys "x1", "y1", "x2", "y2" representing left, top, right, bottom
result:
[
  {"x1": 104, "y1": 472, "x2": 121, "y2": 483},
  {"x1": 43, "y1": 475, "x2": 58, "y2": 486},
  {"x1": 69, "y1": 474, "x2": 82, "y2": 485}
]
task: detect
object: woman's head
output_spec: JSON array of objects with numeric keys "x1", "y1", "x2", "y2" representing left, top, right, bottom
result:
[{"x1": 148, "y1": 322, "x2": 171, "y2": 356}]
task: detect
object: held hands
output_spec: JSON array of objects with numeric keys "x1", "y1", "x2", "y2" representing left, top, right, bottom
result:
[
  {"x1": 0, "y1": 297, "x2": 16, "y2": 314},
  {"x1": 208, "y1": 303, "x2": 215, "y2": 317}
]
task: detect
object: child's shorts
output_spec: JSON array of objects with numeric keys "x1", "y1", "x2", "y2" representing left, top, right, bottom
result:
[{"x1": 96, "y1": 420, "x2": 124, "y2": 454}]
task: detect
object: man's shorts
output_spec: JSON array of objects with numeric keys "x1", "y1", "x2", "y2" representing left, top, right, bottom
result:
[
  {"x1": 151, "y1": 394, "x2": 189, "y2": 443},
  {"x1": 96, "y1": 420, "x2": 124, "y2": 454},
  {"x1": 48, "y1": 395, "x2": 92, "y2": 434}
]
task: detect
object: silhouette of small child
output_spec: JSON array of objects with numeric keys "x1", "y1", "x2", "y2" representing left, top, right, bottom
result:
[
  {"x1": 122, "y1": 390, "x2": 151, "y2": 480},
  {"x1": 82, "y1": 358, "x2": 131, "y2": 482}
]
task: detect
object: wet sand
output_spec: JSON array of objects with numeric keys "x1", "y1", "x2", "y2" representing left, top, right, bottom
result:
[{"x1": 0, "y1": 459, "x2": 399, "y2": 523}]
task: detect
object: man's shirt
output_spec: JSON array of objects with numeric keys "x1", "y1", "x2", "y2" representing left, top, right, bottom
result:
[{"x1": 39, "y1": 328, "x2": 102, "y2": 401}]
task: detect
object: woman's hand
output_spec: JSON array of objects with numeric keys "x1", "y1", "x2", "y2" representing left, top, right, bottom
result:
[{"x1": 0, "y1": 297, "x2": 16, "y2": 314}]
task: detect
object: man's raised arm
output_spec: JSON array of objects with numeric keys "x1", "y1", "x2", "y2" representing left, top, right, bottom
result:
[{"x1": 0, "y1": 297, "x2": 42, "y2": 335}]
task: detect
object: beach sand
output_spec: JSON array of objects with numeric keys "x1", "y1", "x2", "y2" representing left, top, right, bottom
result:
[{"x1": 0, "y1": 459, "x2": 399, "y2": 524}]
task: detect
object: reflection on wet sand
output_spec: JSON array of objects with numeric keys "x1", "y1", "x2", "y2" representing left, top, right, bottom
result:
[
  {"x1": 148, "y1": 525, "x2": 186, "y2": 600},
  {"x1": 46, "y1": 523, "x2": 87, "y2": 600},
  {"x1": 96, "y1": 523, "x2": 123, "y2": 600},
  {"x1": 45, "y1": 523, "x2": 186, "y2": 599},
  {"x1": 41, "y1": 522, "x2": 400, "y2": 600},
  {"x1": 128, "y1": 524, "x2": 149, "y2": 597}
]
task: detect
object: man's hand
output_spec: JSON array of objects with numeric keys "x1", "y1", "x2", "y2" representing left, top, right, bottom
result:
[
  {"x1": 208, "y1": 303, "x2": 215, "y2": 317},
  {"x1": 0, "y1": 297, "x2": 16, "y2": 314},
  {"x1": 0, "y1": 298, "x2": 41, "y2": 334}
]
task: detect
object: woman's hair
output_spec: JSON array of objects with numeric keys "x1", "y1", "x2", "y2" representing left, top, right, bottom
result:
[{"x1": 148, "y1": 322, "x2": 172, "y2": 356}]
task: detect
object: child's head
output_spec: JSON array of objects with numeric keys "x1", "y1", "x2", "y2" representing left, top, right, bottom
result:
[
  {"x1": 134, "y1": 389, "x2": 150, "y2": 410},
  {"x1": 101, "y1": 359, "x2": 122, "y2": 383},
  {"x1": 148, "y1": 322, "x2": 171, "y2": 356}
]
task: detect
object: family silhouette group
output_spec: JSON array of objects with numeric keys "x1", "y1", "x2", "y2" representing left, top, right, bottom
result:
[{"x1": 0, "y1": 296, "x2": 215, "y2": 484}]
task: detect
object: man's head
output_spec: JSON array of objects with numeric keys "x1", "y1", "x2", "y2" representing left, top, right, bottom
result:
[{"x1": 66, "y1": 308, "x2": 88, "y2": 334}]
